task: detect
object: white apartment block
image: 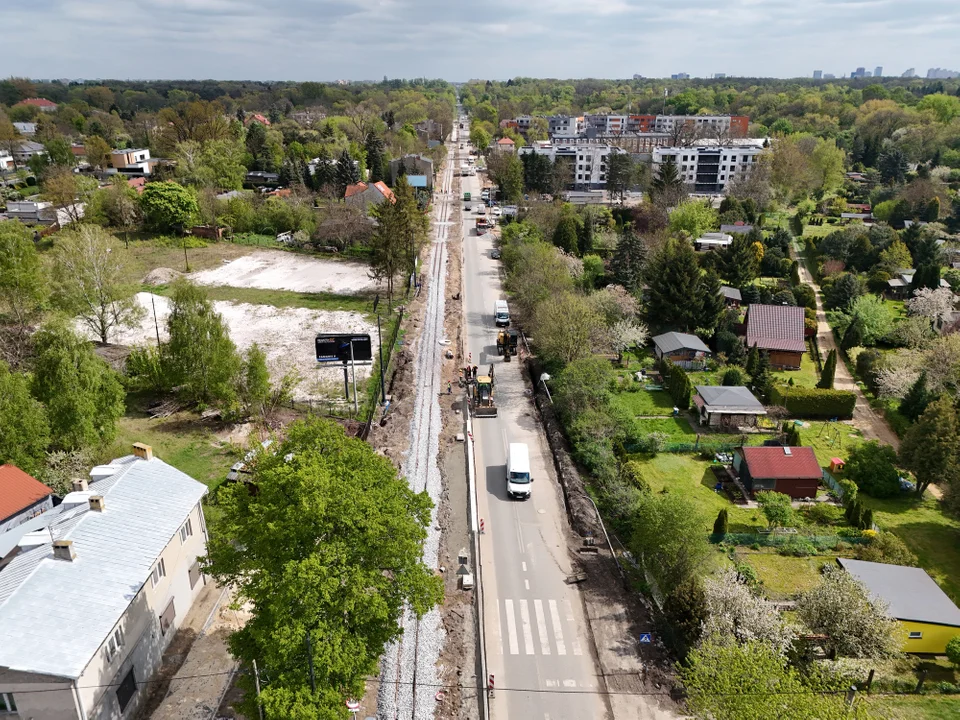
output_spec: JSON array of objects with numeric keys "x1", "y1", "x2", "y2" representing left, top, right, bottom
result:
[
  {"x1": 0, "y1": 444, "x2": 209, "y2": 720},
  {"x1": 109, "y1": 149, "x2": 152, "y2": 175},
  {"x1": 518, "y1": 141, "x2": 625, "y2": 190},
  {"x1": 547, "y1": 115, "x2": 584, "y2": 138},
  {"x1": 653, "y1": 142, "x2": 765, "y2": 194}
]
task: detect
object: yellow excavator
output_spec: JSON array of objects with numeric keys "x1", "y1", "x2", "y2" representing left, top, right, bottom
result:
[
  {"x1": 496, "y1": 329, "x2": 518, "y2": 361},
  {"x1": 472, "y1": 364, "x2": 498, "y2": 417}
]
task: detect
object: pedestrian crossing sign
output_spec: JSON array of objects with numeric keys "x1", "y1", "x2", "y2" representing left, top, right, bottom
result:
[{"x1": 639, "y1": 633, "x2": 652, "y2": 644}]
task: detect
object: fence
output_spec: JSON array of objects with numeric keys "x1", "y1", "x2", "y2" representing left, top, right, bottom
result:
[{"x1": 822, "y1": 468, "x2": 844, "y2": 498}]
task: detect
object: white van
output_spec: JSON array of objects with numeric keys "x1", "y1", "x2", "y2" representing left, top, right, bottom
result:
[
  {"x1": 507, "y1": 443, "x2": 532, "y2": 499},
  {"x1": 494, "y1": 299, "x2": 510, "y2": 327}
]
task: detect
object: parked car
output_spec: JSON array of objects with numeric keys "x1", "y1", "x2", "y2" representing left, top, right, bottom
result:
[
  {"x1": 491, "y1": 207, "x2": 502, "y2": 217},
  {"x1": 491, "y1": 248, "x2": 501, "y2": 259}
]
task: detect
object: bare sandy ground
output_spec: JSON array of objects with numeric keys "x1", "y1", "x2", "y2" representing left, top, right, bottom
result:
[
  {"x1": 109, "y1": 293, "x2": 377, "y2": 402},
  {"x1": 188, "y1": 250, "x2": 378, "y2": 295}
]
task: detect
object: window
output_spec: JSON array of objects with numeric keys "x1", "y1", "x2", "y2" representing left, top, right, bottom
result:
[
  {"x1": 720, "y1": 176, "x2": 725, "y2": 181},
  {"x1": 150, "y1": 557, "x2": 166, "y2": 588},
  {"x1": 0, "y1": 693, "x2": 17, "y2": 713},
  {"x1": 179, "y1": 518, "x2": 193, "y2": 543},
  {"x1": 908, "y1": 631, "x2": 923, "y2": 639},
  {"x1": 159, "y1": 598, "x2": 176, "y2": 635},
  {"x1": 116, "y1": 667, "x2": 137, "y2": 713},
  {"x1": 105, "y1": 626, "x2": 125, "y2": 662},
  {"x1": 189, "y1": 560, "x2": 202, "y2": 590}
]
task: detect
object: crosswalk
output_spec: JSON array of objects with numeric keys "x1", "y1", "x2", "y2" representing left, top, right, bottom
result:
[{"x1": 498, "y1": 598, "x2": 584, "y2": 656}]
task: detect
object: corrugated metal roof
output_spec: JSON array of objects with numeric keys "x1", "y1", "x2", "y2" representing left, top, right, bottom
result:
[
  {"x1": 740, "y1": 446, "x2": 821, "y2": 479},
  {"x1": 745, "y1": 304, "x2": 806, "y2": 353},
  {"x1": 838, "y1": 559, "x2": 960, "y2": 628},
  {"x1": 652, "y1": 332, "x2": 711, "y2": 355},
  {"x1": 695, "y1": 386, "x2": 766, "y2": 414},
  {"x1": 0, "y1": 457, "x2": 207, "y2": 679}
]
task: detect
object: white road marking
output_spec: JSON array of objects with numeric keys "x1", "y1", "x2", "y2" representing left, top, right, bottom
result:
[
  {"x1": 549, "y1": 600, "x2": 566, "y2": 655},
  {"x1": 563, "y1": 679, "x2": 576, "y2": 688},
  {"x1": 563, "y1": 599, "x2": 584, "y2": 656},
  {"x1": 522, "y1": 562, "x2": 527, "y2": 572},
  {"x1": 519, "y1": 600, "x2": 535, "y2": 655},
  {"x1": 496, "y1": 602, "x2": 503, "y2": 655},
  {"x1": 545, "y1": 680, "x2": 558, "y2": 688},
  {"x1": 505, "y1": 599, "x2": 519, "y2": 655},
  {"x1": 534, "y1": 600, "x2": 551, "y2": 655},
  {"x1": 525, "y1": 579, "x2": 530, "y2": 590}
]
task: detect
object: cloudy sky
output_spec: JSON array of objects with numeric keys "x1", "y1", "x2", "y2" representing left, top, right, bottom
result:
[{"x1": 3, "y1": 0, "x2": 959, "y2": 81}]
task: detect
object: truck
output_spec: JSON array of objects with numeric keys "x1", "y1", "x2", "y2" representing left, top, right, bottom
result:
[
  {"x1": 471, "y1": 366, "x2": 498, "y2": 418},
  {"x1": 463, "y1": 191, "x2": 471, "y2": 201},
  {"x1": 476, "y1": 216, "x2": 491, "y2": 233},
  {"x1": 496, "y1": 329, "x2": 518, "y2": 360},
  {"x1": 506, "y1": 443, "x2": 532, "y2": 499}
]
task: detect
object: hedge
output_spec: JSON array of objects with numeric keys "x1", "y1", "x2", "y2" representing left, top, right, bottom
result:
[{"x1": 770, "y1": 386, "x2": 856, "y2": 419}]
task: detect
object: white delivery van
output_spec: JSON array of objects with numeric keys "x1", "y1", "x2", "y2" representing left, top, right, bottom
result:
[
  {"x1": 494, "y1": 299, "x2": 510, "y2": 327},
  {"x1": 506, "y1": 443, "x2": 532, "y2": 499}
]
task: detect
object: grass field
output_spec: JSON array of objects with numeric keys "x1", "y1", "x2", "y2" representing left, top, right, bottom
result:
[
  {"x1": 796, "y1": 422, "x2": 865, "y2": 466},
  {"x1": 866, "y1": 695, "x2": 960, "y2": 719},
  {"x1": 610, "y1": 388, "x2": 675, "y2": 416},
  {"x1": 741, "y1": 551, "x2": 837, "y2": 600},
  {"x1": 771, "y1": 357, "x2": 821, "y2": 389},
  {"x1": 146, "y1": 283, "x2": 377, "y2": 317}
]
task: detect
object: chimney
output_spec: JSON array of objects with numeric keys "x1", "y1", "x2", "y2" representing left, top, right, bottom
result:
[
  {"x1": 53, "y1": 540, "x2": 76, "y2": 561},
  {"x1": 89, "y1": 495, "x2": 105, "y2": 512},
  {"x1": 72, "y1": 477, "x2": 89, "y2": 492},
  {"x1": 132, "y1": 442, "x2": 153, "y2": 461}
]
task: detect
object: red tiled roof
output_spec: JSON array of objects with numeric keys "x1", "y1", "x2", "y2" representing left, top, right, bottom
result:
[
  {"x1": 740, "y1": 446, "x2": 821, "y2": 480},
  {"x1": 0, "y1": 465, "x2": 53, "y2": 522},
  {"x1": 745, "y1": 304, "x2": 806, "y2": 353},
  {"x1": 497, "y1": 137, "x2": 515, "y2": 144},
  {"x1": 127, "y1": 177, "x2": 146, "y2": 194},
  {"x1": 344, "y1": 182, "x2": 368, "y2": 198},
  {"x1": 16, "y1": 98, "x2": 57, "y2": 108},
  {"x1": 373, "y1": 181, "x2": 396, "y2": 203},
  {"x1": 245, "y1": 113, "x2": 271, "y2": 126}
]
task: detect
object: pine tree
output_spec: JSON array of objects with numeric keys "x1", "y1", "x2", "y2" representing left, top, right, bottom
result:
[
  {"x1": 649, "y1": 156, "x2": 686, "y2": 208},
  {"x1": 746, "y1": 343, "x2": 760, "y2": 379},
  {"x1": 841, "y1": 319, "x2": 863, "y2": 351},
  {"x1": 646, "y1": 239, "x2": 702, "y2": 331},
  {"x1": 335, "y1": 149, "x2": 360, "y2": 198},
  {"x1": 612, "y1": 224, "x2": 646, "y2": 292},
  {"x1": 751, "y1": 350, "x2": 772, "y2": 401},
  {"x1": 900, "y1": 395, "x2": 960, "y2": 496},
  {"x1": 911, "y1": 262, "x2": 941, "y2": 292},
  {"x1": 364, "y1": 131, "x2": 386, "y2": 183},
  {"x1": 313, "y1": 147, "x2": 335, "y2": 193},
  {"x1": 899, "y1": 371, "x2": 931, "y2": 422},
  {"x1": 717, "y1": 232, "x2": 759, "y2": 288},
  {"x1": 817, "y1": 349, "x2": 837, "y2": 389},
  {"x1": 696, "y1": 269, "x2": 725, "y2": 335},
  {"x1": 713, "y1": 509, "x2": 729, "y2": 536}
]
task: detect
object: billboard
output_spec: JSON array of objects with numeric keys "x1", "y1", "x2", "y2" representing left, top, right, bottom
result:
[{"x1": 315, "y1": 333, "x2": 373, "y2": 364}]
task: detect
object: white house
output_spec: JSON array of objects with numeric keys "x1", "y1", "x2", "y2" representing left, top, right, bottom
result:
[
  {"x1": 653, "y1": 141, "x2": 765, "y2": 193},
  {"x1": 110, "y1": 148, "x2": 152, "y2": 175},
  {"x1": 0, "y1": 153, "x2": 14, "y2": 171},
  {"x1": 0, "y1": 444, "x2": 209, "y2": 720},
  {"x1": 13, "y1": 141, "x2": 46, "y2": 165},
  {"x1": 518, "y1": 141, "x2": 625, "y2": 191}
]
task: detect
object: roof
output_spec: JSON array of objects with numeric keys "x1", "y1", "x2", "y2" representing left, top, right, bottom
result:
[
  {"x1": 746, "y1": 304, "x2": 806, "y2": 353},
  {"x1": 0, "y1": 466, "x2": 53, "y2": 523},
  {"x1": 695, "y1": 386, "x2": 766, "y2": 414},
  {"x1": 0, "y1": 455, "x2": 207, "y2": 679},
  {"x1": 720, "y1": 223, "x2": 754, "y2": 235},
  {"x1": 497, "y1": 137, "x2": 516, "y2": 145},
  {"x1": 344, "y1": 182, "x2": 368, "y2": 198},
  {"x1": 720, "y1": 286, "x2": 742, "y2": 301},
  {"x1": 17, "y1": 140, "x2": 45, "y2": 153},
  {"x1": 652, "y1": 332, "x2": 711, "y2": 355},
  {"x1": 245, "y1": 113, "x2": 271, "y2": 126},
  {"x1": 739, "y1": 446, "x2": 822, "y2": 479},
  {"x1": 16, "y1": 98, "x2": 57, "y2": 108},
  {"x1": 837, "y1": 559, "x2": 960, "y2": 628},
  {"x1": 372, "y1": 181, "x2": 396, "y2": 203}
]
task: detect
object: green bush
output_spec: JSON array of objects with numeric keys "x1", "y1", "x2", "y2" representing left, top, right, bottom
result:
[
  {"x1": 845, "y1": 440, "x2": 901, "y2": 499},
  {"x1": 713, "y1": 509, "x2": 729, "y2": 536},
  {"x1": 801, "y1": 503, "x2": 843, "y2": 526},
  {"x1": 778, "y1": 539, "x2": 816, "y2": 557},
  {"x1": 856, "y1": 531, "x2": 918, "y2": 566},
  {"x1": 837, "y1": 478, "x2": 858, "y2": 503},
  {"x1": 619, "y1": 459, "x2": 652, "y2": 494},
  {"x1": 947, "y1": 635, "x2": 960, "y2": 668},
  {"x1": 770, "y1": 386, "x2": 857, "y2": 419}
]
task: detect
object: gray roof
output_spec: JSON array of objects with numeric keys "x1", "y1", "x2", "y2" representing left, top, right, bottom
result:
[
  {"x1": 652, "y1": 332, "x2": 711, "y2": 355},
  {"x1": 0, "y1": 455, "x2": 207, "y2": 678},
  {"x1": 720, "y1": 286, "x2": 742, "y2": 301},
  {"x1": 837, "y1": 558, "x2": 960, "y2": 628},
  {"x1": 695, "y1": 385, "x2": 766, "y2": 414},
  {"x1": 720, "y1": 224, "x2": 754, "y2": 234}
]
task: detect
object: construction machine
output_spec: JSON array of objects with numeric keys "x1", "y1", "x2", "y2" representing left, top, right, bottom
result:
[
  {"x1": 496, "y1": 329, "x2": 519, "y2": 361},
  {"x1": 471, "y1": 364, "x2": 498, "y2": 417}
]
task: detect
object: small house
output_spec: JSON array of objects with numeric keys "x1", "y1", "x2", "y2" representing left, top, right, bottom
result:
[
  {"x1": 720, "y1": 286, "x2": 742, "y2": 308},
  {"x1": 694, "y1": 386, "x2": 766, "y2": 428},
  {"x1": 733, "y1": 445, "x2": 821, "y2": 499},
  {"x1": 694, "y1": 232, "x2": 733, "y2": 252},
  {"x1": 745, "y1": 304, "x2": 806, "y2": 370},
  {"x1": 837, "y1": 559, "x2": 960, "y2": 654},
  {"x1": 886, "y1": 269, "x2": 952, "y2": 299},
  {"x1": 344, "y1": 181, "x2": 396, "y2": 212},
  {"x1": 652, "y1": 332, "x2": 712, "y2": 370},
  {"x1": 0, "y1": 465, "x2": 54, "y2": 534}
]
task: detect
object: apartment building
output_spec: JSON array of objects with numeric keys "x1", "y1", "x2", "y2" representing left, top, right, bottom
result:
[
  {"x1": 547, "y1": 115, "x2": 584, "y2": 138},
  {"x1": 651, "y1": 115, "x2": 749, "y2": 137},
  {"x1": 0, "y1": 444, "x2": 209, "y2": 720},
  {"x1": 518, "y1": 141, "x2": 625, "y2": 190},
  {"x1": 110, "y1": 148, "x2": 152, "y2": 175},
  {"x1": 653, "y1": 142, "x2": 765, "y2": 193}
]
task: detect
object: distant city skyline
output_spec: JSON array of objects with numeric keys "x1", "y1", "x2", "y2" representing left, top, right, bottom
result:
[{"x1": 1, "y1": 0, "x2": 959, "y2": 81}]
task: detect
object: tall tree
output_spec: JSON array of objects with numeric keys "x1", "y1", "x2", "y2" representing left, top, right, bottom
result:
[
  {"x1": 163, "y1": 280, "x2": 242, "y2": 409},
  {"x1": 878, "y1": 148, "x2": 909, "y2": 185},
  {"x1": 0, "y1": 361, "x2": 51, "y2": 476},
  {"x1": 716, "y1": 232, "x2": 759, "y2": 288},
  {"x1": 649, "y1": 156, "x2": 686, "y2": 209},
  {"x1": 30, "y1": 320, "x2": 125, "y2": 451},
  {"x1": 899, "y1": 371, "x2": 932, "y2": 422},
  {"x1": 605, "y1": 152, "x2": 633, "y2": 202},
  {"x1": 0, "y1": 221, "x2": 48, "y2": 364},
  {"x1": 696, "y1": 269, "x2": 725, "y2": 335},
  {"x1": 668, "y1": 200, "x2": 718, "y2": 239},
  {"x1": 631, "y1": 493, "x2": 710, "y2": 597},
  {"x1": 335, "y1": 149, "x2": 360, "y2": 198},
  {"x1": 51, "y1": 225, "x2": 145, "y2": 344},
  {"x1": 368, "y1": 175, "x2": 427, "y2": 298},
  {"x1": 139, "y1": 181, "x2": 199, "y2": 232},
  {"x1": 900, "y1": 395, "x2": 960, "y2": 497},
  {"x1": 83, "y1": 135, "x2": 112, "y2": 170},
  {"x1": 363, "y1": 131, "x2": 386, "y2": 183},
  {"x1": 534, "y1": 292, "x2": 603, "y2": 366},
  {"x1": 818, "y1": 349, "x2": 837, "y2": 389},
  {"x1": 612, "y1": 224, "x2": 647, "y2": 293},
  {"x1": 203, "y1": 418, "x2": 442, "y2": 720},
  {"x1": 646, "y1": 239, "x2": 703, "y2": 332},
  {"x1": 42, "y1": 170, "x2": 99, "y2": 224}
]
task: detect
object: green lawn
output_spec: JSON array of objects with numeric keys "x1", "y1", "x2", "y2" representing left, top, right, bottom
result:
[
  {"x1": 796, "y1": 423, "x2": 865, "y2": 466},
  {"x1": 866, "y1": 695, "x2": 960, "y2": 719},
  {"x1": 635, "y1": 417, "x2": 696, "y2": 437},
  {"x1": 771, "y1": 354, "x2": 821, "y2": 389},
  {"x1": 146, "y1": 283, "x2": 377, "y2": 317},
  {"x1": 741, "y1": 551, "x2": 837, "y2": 600},
  {"x1": 611, "y1": 389, "x2": 675, "y2": 416}
]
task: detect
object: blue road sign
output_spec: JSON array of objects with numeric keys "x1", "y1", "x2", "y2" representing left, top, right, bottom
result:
[{"x1": 639, "y1": 633, "x2": 652, "y2": 644}]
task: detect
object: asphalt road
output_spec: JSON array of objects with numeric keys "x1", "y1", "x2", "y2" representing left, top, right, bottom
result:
[{"x1": 458, "y1": 130, "x2": 608, "y2": 720}]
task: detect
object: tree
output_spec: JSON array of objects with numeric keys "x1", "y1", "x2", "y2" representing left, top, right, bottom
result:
[
  {"x1": 0, "y1": 361, "x2": 50, "y2": 475},
  {"x1": 163, "y1": 280, "x2": 242, "y2": 409},
  {"x1": 631, "y1": 494, "x2": 711, "y2": 597},
  {"x1": 203, "y1": 418, "x2": 443, "y2": 720},
  {"x1": 469, "y1": 126, "x2": 490, "y2": 153},
  {"x1": 174, "y1": 139, "x2": 246, "y2": 190},
  {"x1": 551, "y1": 213, "x2": 581, "y2": 254},
  {"x1": 900, "y1": 395, "x2": 960, "y2": 497},
  {"x1": 30, "y1": 320, "x2": 124, "y2": 451},
  {"x1": 363, "y1": 131, "x2": 386, "y2": 183},
  {"x1": 697, "y1": 269, "x2": 725, "y2": 335},
  {"x1": 611, "y1": 224, "x2": 646, "y2": 292},
  {"x1": 368, "y1": 175, "x2": 427, "y2": 299},
  {"x1": 947, "y1": 636, "x2": 960, "y2": 668},
  {"x1": 824, "y1": 273, "x2": 863, "y2": 311},
  {"x1": 899, "y1": 371, "x2": 932, "y2": 422},
  {"x1": 51, "y1": 225, "x2": 145, "y2": 345},
  {"x1": 489, "y1": 152, "x2": 524, "y2": 204},
  {"x1": 84, "y1": 135, "x2": 112, "y2": 170},
  {"x1": 335, "y1": 149, "x2": 361, "y2": 197},
  {"x1": 713, "y1": 508, "x2": 728, "y2": 536},
  {"x1": 0, "y1": 221, "x2": 48, "y2": 363},
  {"x1": 665, "y1": 578, "x2": 707, "y2": 652},
  {"x1": 906, "y1": 286, "x2": 955, "y2": 329},
  {"x1": 721, "y1": 367, "x2": 749, "y2": 386},
  {"x1": 649, "y1": 156, "x2": 686, "y2": 208},
  {"x1": 534, "y1": 292, "x2": 603, "y2": 366},
  {"x1": 847, "y1": 295, "x2": 894, "y2": 346},
  {"x1": 751, "y1": 349, "x2": 773, "y2": 401},
  {"x1": 244, "y1": 120, "x2": 269, "y2": 169},
  {"x1": 846, "y1": 441, "x2": 901, "y2": 499},
  {"x1": 646, "y1": 239, "x2": 703, "y2": 332},
  {"x1": 841, "y1": 319, "x2": 864, "y2": 351},
  {"x1": 818, "y1": 349, "x2": 837, "y2": 389},
  {"x1": 797, "y1": 566, "x2": 902, "y2": 659},
  {"x1": 139, "y1": 181, "x2": 199, "y2": 232},
  {"x1": 756, "y1": 491, "x2": 794, "y2": 528},
  {"x1": 716, "y1": 233, "x2": 758, "y2": 288},
  {"x1": 605, "y1": 152, "x2": 633, "y2": 202},
  {"x1": 609, "y1": 319, "x2": 649, "y2": 365},
  {"x1": 680, "y1": 639, "x2": 866, "y2": 720},
  {"x1": 241, "y1": 343, "x2": 271, "y2": 417},
  {"x1": 878, "y1": 239, "x2": 913, "y2": 274},
  {"x1": 911, "y1": 262, "x2": 942, "y2": 292},
  {"x1": 42, "y1": 170, "x2": 99, "y2": 224},
  {"x1": 878, "y1": 148, "x2": 909, "y2": 185},
  {"x1": 703, "y1": 569, "x2": 796, "y2": 655},
  {"x1": 668, "y1": 200, "x2": 717, "y2": 239}
]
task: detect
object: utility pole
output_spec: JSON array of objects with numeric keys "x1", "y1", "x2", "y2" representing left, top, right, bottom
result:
[
  {"x1": 377, "y1": 314, "x2": 386, "y2": 403},
  {"x1": 252, "y1": 659, "x2": 265, "y2": 720},
  {"x1": 350, "y1": 339, "x2": 358, "y2": 414}
]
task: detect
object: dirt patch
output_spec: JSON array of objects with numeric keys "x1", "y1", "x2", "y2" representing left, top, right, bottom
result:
[
  {"x1": 188, "y1": 250, "x2": 377, "y2": 295},
  {"x1": 143, "y1": 267, "x2": 184, "y2": 285}
]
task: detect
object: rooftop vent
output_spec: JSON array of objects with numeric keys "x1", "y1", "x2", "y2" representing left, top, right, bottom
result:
[
  {"x1": 89, "y1": 495, "x2": 105, "y2": 512},
  {"x1": 132, "y1": 442, "x2": 153, "y2": 461},
  {"x1": 784, "y1": 447, "x2": 793, "y2": 456},
  {"x1": 53, "y1": 540, "x2": 76, "y2": 562},
  {"x1": 72, "y1": 477, "x2": 89, "y2": 492}
]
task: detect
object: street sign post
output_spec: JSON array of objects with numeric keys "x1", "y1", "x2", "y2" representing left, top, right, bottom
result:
[
  {"x1": 639, "y1": 632, "x2": 653, "y2": 644},
  {"x1": 315, "y1": 333, "x2": 374, "y2": 410}
]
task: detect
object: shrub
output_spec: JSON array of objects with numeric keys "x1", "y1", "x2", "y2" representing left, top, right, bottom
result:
[
  {"x1": 856, "y1": 531, "x2": 918, "y2": 566},
  {"x1": 793, "y1": 284, "x2": 817, "y2": 310},
  {"x1": 837, "y1": 478, "x2": 858, "y2": 503},
  {"x1": 947, "y1": 635, "x2": 960, "y2": 668},
  {"x1": 619, "y1": 459, "x2": 652, "y2": 494},
  {"x1": 802, "y1": 503, "x2": 843, "y2": 526},
  {"x1": 713, "y1": 509, "x2": 729, "y2": 536},
  {"x1": 637, "y1": 431, "x2": 669, "y2": 455},
  {"x1": 721, "y1": 367, "x2": 749, "y2": 386},
  {"x1": 845, "y1": 441, "x2": 901, "y2": 499},
  {"x1": 778, "y1": 539, "x2": 816, "y2": 557},
  {"x1": 770, "y1": 386, "x2": 857, "y2": 419}
]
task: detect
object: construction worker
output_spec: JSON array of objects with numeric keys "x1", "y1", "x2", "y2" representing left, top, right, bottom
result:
[{"x1": 448, "y1": 381, "x2": 452, "y2": 395}]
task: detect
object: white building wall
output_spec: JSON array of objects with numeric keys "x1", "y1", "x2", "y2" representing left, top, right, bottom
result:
[{"x1": 653, "y1": 144, "x2": 763, "y2": 192}]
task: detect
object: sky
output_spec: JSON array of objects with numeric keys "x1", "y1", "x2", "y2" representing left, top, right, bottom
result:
[{"x1": 3, "y1": 0, "x2": 959, "y2": 81}]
